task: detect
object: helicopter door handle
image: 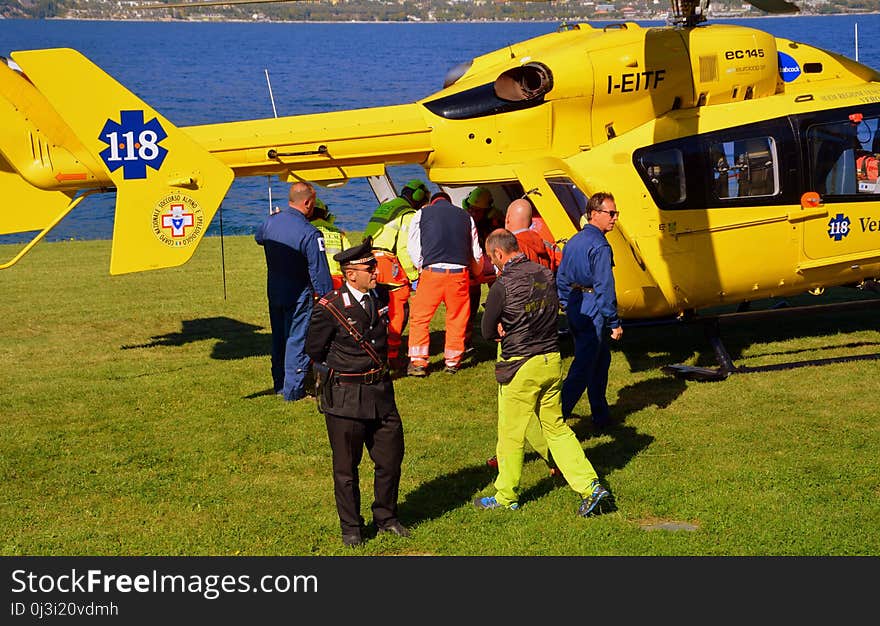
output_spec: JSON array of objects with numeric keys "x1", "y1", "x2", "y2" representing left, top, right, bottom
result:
[{"x1": 787, "y1": 191, "x2": 828, "y2": 222}]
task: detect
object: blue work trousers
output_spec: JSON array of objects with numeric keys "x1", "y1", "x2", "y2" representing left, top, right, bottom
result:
[
  {"x1": 269, "y1": 289, "x2": 313, "y2": 400},
  {"x1": 561, "y1": 309, "x2": 611, "y2": 425}
]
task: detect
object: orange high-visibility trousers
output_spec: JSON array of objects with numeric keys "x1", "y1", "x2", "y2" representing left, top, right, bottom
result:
[
  {"x1": 374, "y1": 251, "x2": 411, "y2": 360},
  {"x1": 408, "y1": 268, "x2": 470, "y2": 368}
]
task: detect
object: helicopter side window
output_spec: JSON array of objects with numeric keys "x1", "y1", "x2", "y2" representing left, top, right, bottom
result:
[
  {"x1": 808, "y1": 121, "x2": 860, "y2": 196},
  {"x1": 638, "y1": 149, "x2": 686, "y2": 205},
  {"x1": 710, "y1": 137, "x2": 779, "y2": 200},
  {"x1": 808, "y1": 114, "x2": 880, "y2": 196},
  {"x1": 546, "y1": 177, "x2": 588, "y2": 229}
]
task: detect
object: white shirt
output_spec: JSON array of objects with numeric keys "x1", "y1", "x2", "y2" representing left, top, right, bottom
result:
[{"x1": 345, "y1": 284, "x2": 371, "y2": 309}]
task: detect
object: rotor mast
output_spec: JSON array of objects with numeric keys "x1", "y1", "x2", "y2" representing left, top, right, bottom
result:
[{"x1": 669, "y1": 0, "x2": 710, "y2": 27}]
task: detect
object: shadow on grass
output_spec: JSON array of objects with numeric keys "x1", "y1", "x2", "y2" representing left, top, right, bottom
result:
[
  {"x1": 399, "y1": 464, "x2": 498, "y2": 526},
  {"x1": 618, "y1": 290, "x2": 880, "y2": 374},
  {"x1": 121, "y1": 316, "x2": 267, "y2": 360}
]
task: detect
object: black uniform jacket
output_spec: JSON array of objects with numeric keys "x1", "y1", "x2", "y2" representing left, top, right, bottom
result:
[
  {"x1": 481, "y1": 255, "x2": 560, "y2": 384},
  {"x1": 305, "y1": 284, "x2": 398, "y2": 420}
]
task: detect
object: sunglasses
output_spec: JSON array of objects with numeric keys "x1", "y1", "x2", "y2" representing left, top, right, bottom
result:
[
  {"x1": 594, "y1": 209, "x2": 619, "y2": 218},
  {"x1": 349, "y1": 263, "x2": 378, "y2": 272}
]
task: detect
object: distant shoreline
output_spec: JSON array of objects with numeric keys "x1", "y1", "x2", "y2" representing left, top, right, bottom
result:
[{"x1": 32, "y1": 12, "x2": 880, "y2": 25}]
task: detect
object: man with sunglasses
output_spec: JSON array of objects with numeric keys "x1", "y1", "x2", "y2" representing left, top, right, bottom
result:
[
  {"x1": 557, "y1": 192, "x2": 624, "y2": 429},
  {"x1": 305, "y1": 239, "x2": 409, "y2": 548}
]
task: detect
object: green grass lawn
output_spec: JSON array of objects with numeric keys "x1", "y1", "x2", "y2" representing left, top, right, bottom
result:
[{"x1": 2, "y1": 236, "x2": 879, "y2": 556}]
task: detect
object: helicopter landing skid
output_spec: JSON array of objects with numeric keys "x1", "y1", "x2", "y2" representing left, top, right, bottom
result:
[{"x1": 661, "y1": 298, "x2": 880, "y2": 382}]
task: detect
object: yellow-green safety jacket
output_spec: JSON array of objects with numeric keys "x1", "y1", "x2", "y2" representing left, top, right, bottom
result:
[
  {"x1": 365, "y1": 197, "x2": 419, "y2": 282},
  {"x1": 312, "y1": 219, "x2": 350, "y2": 277}
]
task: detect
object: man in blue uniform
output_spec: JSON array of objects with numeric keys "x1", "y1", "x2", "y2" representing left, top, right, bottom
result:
[
  {"x1": 255, "y1": 181, "x2": 333, "y2": 401},
  {"x1": 556, "y1": 192, "x2": 624, "y2": 427}
]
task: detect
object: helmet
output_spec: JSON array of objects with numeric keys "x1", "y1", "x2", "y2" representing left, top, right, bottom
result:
[
  {"x1": 463, "y1": 187, "x2": 494, "y2": 213},
  {"x1": 312, "y1": 197, "x2": 329, "y2": 220},
  {"x1": 402, "y1": 179, "x2": 430, "y2": 203}
]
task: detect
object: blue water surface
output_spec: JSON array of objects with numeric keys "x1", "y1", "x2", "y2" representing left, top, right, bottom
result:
[{"x1": 0, "y1": 15, "x2": 878, "y2": 242}]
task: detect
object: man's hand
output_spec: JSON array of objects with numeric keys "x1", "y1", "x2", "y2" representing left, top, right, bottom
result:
[
  {"x1": 610, "y1": 326, "x2": 623, "y2": 341},
  {"x1": 497, "y1": 323, "x2": 506, "y2": 338}
]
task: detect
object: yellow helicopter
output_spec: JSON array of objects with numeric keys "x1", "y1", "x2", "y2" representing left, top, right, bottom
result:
[{"x1": 1, "y1": 0, "x2": 879, "y2": 379}]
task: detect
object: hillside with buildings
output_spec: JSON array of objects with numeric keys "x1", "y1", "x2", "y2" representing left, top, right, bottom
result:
[{"x1": 0, "y1": 0, "x2": 877, "y2": 22}]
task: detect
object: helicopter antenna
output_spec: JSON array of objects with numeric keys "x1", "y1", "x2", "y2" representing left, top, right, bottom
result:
[
  {"x1": 265, "y1": 68, "x2": 279, "y2": 215},
  {"x1": 855, "y1": 23, "x2": 859, "y2": 62},
  {"x1": 219, "y1": 202, "x2": 228, "y2": 300}
]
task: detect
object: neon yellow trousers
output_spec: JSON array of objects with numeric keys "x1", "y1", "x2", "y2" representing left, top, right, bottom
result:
[{"x1": 493, "y1": 352, "x2": 599, "y2": 506}]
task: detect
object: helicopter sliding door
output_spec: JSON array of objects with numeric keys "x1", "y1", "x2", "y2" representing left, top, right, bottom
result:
[{"x1": 798, "y1": 105, "x2": 880, "y2": 267}]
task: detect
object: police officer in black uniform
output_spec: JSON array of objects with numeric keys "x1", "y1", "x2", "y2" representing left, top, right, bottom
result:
[{"x1": 305, "y1": 239, "x2": 410, "y2": 547}]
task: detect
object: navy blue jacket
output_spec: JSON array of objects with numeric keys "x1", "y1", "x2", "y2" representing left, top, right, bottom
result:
[
  {"x1": 556, "y1": 224, "x2": 620, "y2": 331},
  {"x1": 419, "y1": 199, "x2": 473, "y2": 267},
  {"x1": 255, "y1": 208, "x2": 333, "y2": 306}
]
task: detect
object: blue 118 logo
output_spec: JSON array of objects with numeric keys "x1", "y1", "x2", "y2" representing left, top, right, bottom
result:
[
  {"x1": 827, "y1": 213, "x2": 851, "y2": 241},
  {"x1": 98, "y1": 110, "x2": 168, "y2": 179}
]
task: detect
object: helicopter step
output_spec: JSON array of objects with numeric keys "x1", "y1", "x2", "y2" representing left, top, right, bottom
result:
[{"x1": 662, "y1": 297, "x2": 880, "y2": 382}]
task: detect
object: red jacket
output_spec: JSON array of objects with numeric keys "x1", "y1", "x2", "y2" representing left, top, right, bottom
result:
[{"x1": 515, "y1": 229, "x2": 562, "y2": 273}]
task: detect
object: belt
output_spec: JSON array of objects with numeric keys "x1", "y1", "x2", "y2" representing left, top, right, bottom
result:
[
  {"x1": 424, "y1": 266, "x2": 465, "y2": 274},
  {"x1": 333, "y1": 367, "x2": 387, "y2": 385},
  {"x1": 573, "y1": 284, "x2": 595, "y2": 294}
]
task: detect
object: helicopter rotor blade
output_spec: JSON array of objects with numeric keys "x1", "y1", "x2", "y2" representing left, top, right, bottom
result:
[{"x1": 745, "y1": 0, "x2": 800, "y2": 14}]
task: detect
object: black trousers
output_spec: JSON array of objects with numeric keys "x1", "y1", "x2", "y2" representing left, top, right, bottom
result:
[{"x1": 325, "y1": 411, "x2": 404, "y2": 534}]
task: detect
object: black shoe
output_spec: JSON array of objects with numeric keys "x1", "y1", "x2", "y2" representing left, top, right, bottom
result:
[
  {"x1": 407, "y1": 363, "x2": 428, "y2": 377},
  {"x1": 377, "y1": 520, "x2": 411, "y2": 538},
  {"x1": 342, "y1": 531, "x2": 364, "y2": 547}
]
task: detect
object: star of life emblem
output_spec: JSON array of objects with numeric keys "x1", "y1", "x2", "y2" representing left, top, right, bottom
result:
[{"x1": 827, "y1": 213, "x2": 850, "y2": 242}]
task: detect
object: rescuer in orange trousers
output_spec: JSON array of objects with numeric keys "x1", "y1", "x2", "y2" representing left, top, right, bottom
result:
[{"x1": 405, "y1": 192, "x2": 483, "y2": 375}]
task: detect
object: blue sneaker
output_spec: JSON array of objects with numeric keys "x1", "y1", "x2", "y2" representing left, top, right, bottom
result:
[
  {"x1": 577, "y1": 480, "x2": 610, "y2": 517},
  {"x1": 473, "y1": 496, "x2": 520, "y2": 511}
]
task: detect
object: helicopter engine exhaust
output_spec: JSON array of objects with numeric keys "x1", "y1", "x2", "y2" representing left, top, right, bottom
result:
[{"x1": 494, "y1": 63, "x2": 553, "y2": 102}]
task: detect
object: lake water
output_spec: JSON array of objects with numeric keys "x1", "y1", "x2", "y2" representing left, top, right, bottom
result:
[{"x1": 1, "y1": 14, "x2": 878, "y2": 242}]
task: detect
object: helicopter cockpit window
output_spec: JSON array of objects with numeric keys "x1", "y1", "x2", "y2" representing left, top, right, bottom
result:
[
  {"x1": 710, "y1": 136, "x2": 779, "y2": 200},
  {"x1": 546, "y1": 177, "x2": 588, "y2": 228},
  {"x1": 808, "y1": 115, "x2": 880, "y2": 196},
  {"x1": 638, "y1": 148, "x2": 686, "y2": 205}
]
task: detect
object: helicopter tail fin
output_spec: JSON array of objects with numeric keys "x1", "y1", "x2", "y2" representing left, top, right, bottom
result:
[{"x1": 2, "y1": 48, "x2": 233, "y2": 274}]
